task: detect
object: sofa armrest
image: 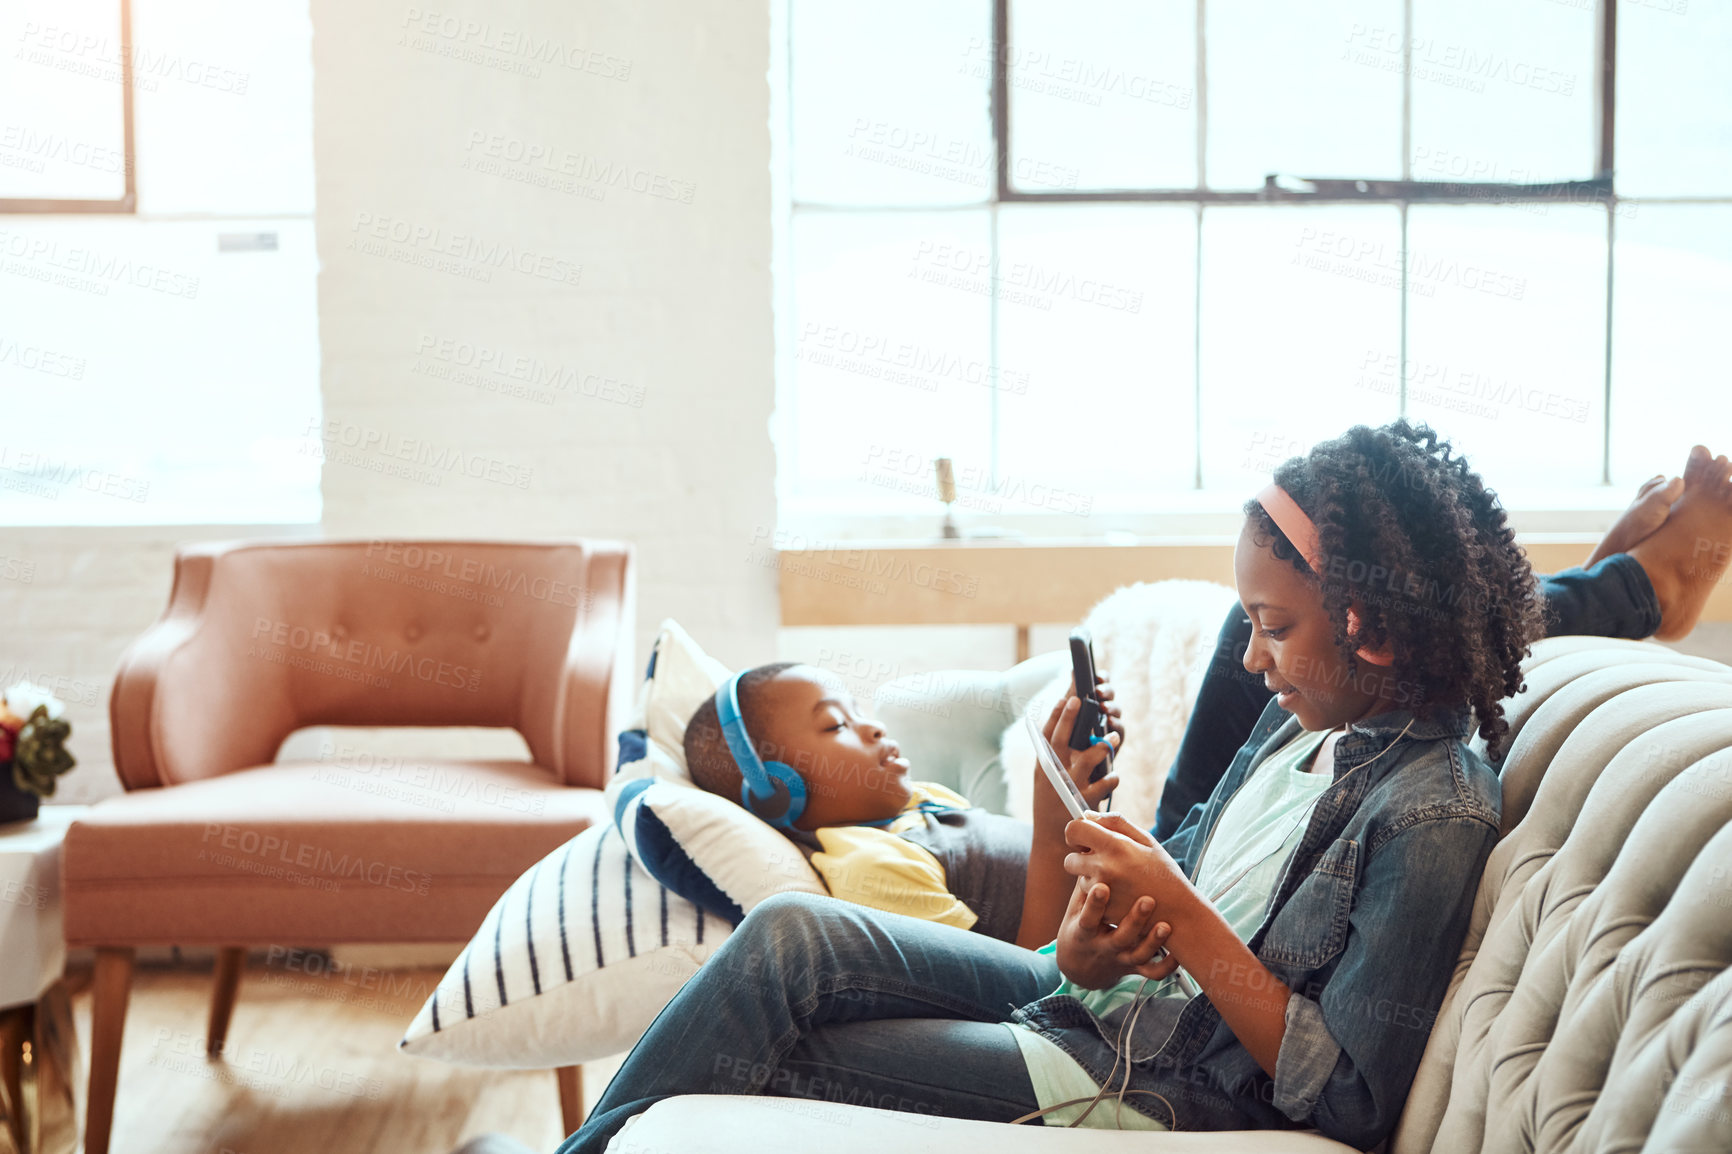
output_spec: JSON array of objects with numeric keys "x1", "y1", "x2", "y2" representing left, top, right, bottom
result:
[
  {"x1": 873, "y1": 651, "x2": 1067, "y2": 815},
  {"x1": 608, "y1": 1097, "x2": 1362, "y2": 1153}
]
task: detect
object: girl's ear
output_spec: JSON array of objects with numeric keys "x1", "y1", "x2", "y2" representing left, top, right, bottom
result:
[{"x1": 1346, "y1": 603, "x2": 1396, "y2": 667}]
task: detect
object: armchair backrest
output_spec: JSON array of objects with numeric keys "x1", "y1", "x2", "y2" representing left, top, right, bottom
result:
[{"x1": 110, "y1": 539, "x2": 635, "y2": 790}]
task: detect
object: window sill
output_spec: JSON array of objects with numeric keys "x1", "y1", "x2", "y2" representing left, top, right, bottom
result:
[{"x1": 775, "y1": 488, "x2": 1641, "y2": 549}]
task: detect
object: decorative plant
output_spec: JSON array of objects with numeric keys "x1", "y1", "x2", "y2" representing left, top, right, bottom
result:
[{"x1": 1, "y1": 682, "x2": 76, "y2": 799}]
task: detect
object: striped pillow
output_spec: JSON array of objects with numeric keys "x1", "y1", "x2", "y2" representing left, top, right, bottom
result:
[{"x1": 398, "y1": 820, "x2": 730, "y2": 1068}]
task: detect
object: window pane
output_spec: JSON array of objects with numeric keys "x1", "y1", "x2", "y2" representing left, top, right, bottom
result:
[
  {"x1": 0, "y1": 219, "x2": 321, "y2": 524},
  {"x1": 1207, "y1": 0, "x2": 1402, "y2": 189},
  {"x1": 790, "y1": 1, "x2": 991, "y2": 207},
  {"x1": 1199, "y1": 207, "x2": 1401, "y2": 491},
  {"x1": 0, "y1": 0, "x2": 127, "y2": 201},
  {"x1": 786, "y1": 211, "x2": 993, "y2": 511},
  {"x1": 1008, "y1": 0, "x2": 1197, "y2": 191},
  {"x1": 1611, "y1": 206, "x2": 1732, "y2": 486},
  {"x1": 132, "y1": 0, "x2": 315, "y2": 215},
  {"x1": 1408, "y1": 0, "x2": 1596, "y2": 184},
  {"x1": 994, "y1": 205, "x2": 1196, "y2": 509},
  {"x1": 1405, "y1": 205, "x2": 1605, "y2": 489},
  {"x1": 1617, "y1": 1, "x2": 1732, "y2": 196}
]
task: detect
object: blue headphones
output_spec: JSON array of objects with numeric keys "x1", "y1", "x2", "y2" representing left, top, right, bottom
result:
[{"x1": 716, "y1": 671, "x2": 807, "y2": 830}]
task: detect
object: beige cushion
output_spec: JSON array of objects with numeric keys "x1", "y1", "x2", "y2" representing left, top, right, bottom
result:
[
  {"x1": 608, "y1": 1096, "x2": 1359, "y2": 1153},
  {"x1": 62, "y1": 761, "x2": 606, "y2": 946}
]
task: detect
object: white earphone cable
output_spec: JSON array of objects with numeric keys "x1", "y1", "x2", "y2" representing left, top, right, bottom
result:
[{"x1": 1008, "y1": 716, "x2": 1418, "y2": 1129}]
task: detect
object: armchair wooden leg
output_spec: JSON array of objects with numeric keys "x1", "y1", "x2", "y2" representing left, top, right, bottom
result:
[
  {"x1": 87, "y1": 947, "x2": 135, "y2": 1154},
  {"x1": 206, "y1": 948, "x2": 245, "y2": 1057},
  {"x1": 555, "y1": 1065, "x2": 585, "y2": 1135}
]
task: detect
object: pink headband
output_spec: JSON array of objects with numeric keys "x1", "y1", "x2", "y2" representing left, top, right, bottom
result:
[
  {"x1": 1256, "y1": 483, "x2": 1326, "y2": 571},
  {"x1": 1255, "y1": 482, "x2": 1395, "y2": 667}
]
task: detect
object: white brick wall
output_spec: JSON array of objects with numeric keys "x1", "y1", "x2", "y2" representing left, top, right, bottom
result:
[
  {"x1": 310, "y1": 0, "x2": 779, "y2": 669},
  {"x1": 12, "y1": 0, "x2": 777, "y2": 805}
]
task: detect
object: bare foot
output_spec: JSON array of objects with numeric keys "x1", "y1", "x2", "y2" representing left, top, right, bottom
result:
[
  {"x1": 1629, "y1": 445, "x2": 1732, "y2": 641},
  {"x1": 1587, "y1": 473, "x2": 1685, "y2": 566}
]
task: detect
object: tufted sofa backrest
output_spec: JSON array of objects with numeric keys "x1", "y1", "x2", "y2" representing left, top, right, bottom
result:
[{"x1": 1393, "y1": 636, "x2": 1732, "y2": 1153}]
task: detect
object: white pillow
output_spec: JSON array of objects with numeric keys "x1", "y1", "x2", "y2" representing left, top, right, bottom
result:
[
  {"x1": 638, "y1": 617, "x2": 733, "y2": 772},
  {"x1": 400, "y1": 619, "x2": 821, "y2": 1069},
  {"x1": 608, "y1": 621, "x2": 826, "y2": 924},
  {"x1": 397, "y1": 821, "x2": 730, "y2": 1068}
]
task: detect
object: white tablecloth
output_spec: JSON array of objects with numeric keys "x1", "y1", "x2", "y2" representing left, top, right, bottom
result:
[{"x1": 0, "y1": 805, "x2": 82, "y2": 1010}]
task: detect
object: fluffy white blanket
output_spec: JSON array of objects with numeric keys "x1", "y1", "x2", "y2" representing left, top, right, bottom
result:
[{"x1": 1000, "y1": 579, "x2": 1241, "y2": 830}]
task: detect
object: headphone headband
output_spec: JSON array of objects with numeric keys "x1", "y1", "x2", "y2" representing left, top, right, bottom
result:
[
  {"x1": 715, "y1": 671, "x2": 807, "y2": 829},
  {"x1": 1255, "y1": 482, "x2": 1396, "y2": 667}
]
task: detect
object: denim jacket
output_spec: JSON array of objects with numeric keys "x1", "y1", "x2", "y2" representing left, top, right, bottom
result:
[{"x1": 1009, "y1": 695, "x2": 1501, "y2": 1149}]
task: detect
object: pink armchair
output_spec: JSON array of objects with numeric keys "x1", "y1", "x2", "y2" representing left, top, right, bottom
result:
[{"x1": 62, "y1": 539, "x2": 635, "y2": 1154}]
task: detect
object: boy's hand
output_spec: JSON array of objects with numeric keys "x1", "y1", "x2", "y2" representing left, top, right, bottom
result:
[
  {"x1": 1054, "y1": 670, "x2": 1127, "y2": 758},
  {"x1": 1054, "y1": 877, "x2": 1180, "y2": 990},
  {"x1": 1066, "y1": 671, "x2": 1124, "y2": 805},
  {"x1": 1063, "y1": 814, "x2": 1191, "y2": 927},
  {"x1": 1090, "y1": 673, "x2": 1127, "y2": 749},
  {"x1": 1031, "y1": 682, "x2": 1122, "y2": 835}
]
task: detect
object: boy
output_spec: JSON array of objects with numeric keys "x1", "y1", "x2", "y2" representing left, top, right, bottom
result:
[{"x1": 683, "y1": 662, "x2": 1119, "y2": 942}]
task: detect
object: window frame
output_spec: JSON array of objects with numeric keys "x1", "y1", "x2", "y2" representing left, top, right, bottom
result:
[
  {"x1": 784, "y1": 0, "x2": 1732, "y2": 525},
  {"x1": 985, "y1": 0, "x2": 1625, "y2": 488},
  {"x1": 0, "y1": 0, "x2": 137, "y2": 214},
  {"x1": 992, "y1": 0, "x2": 1619, "y2": 206}
]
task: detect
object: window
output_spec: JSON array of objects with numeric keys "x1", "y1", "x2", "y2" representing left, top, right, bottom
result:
[
  {"x1": 1, "y1": 0, "x2": 319, "y2": 525},
  {"x1": 776, "y1": 0, "x2": 1731, "y2": 528},
  {"x1": 0, "y1": 0, "x2": 132, "y2": 210}
]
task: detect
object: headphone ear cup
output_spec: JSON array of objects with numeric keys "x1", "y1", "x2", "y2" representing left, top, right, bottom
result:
[
  {"x1": 744, "y1": 762, "x2": 806, "y2": 829},
  {"x1": 744, "y1": 776, "x2": 792, "y2": 827},
  {"x1": 766, "y1": 761, "x2": 807, "y2": 826}
]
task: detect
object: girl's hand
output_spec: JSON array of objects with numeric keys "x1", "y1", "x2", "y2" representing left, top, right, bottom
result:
[
  {"x1": 1063, "y1": 814, "x2": 1193, "y2": 928},
  {"x1": 1054, "y1": 878, "x2": 1179, "y2": 990},
  {"x1": 1032, "y1": 688, "x2": 1122, "y2": 835}
]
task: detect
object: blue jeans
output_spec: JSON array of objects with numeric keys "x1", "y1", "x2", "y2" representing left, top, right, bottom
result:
[
  {"x1": 1151, "y1": 555, "x2": 1663, "y2": 839},
  {"x1": 559, "y1": 893, "x2": 1055, "y2": 1153}
]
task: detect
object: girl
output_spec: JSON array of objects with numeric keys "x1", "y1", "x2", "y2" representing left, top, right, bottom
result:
[{"x1": 558, "y1": 420, "x2": 1546, "y2": 1151}]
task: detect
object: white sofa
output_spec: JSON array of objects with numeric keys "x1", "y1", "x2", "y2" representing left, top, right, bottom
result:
[{"x1": 605, "y1": 637, "x2": 1732, "y2": 1152}]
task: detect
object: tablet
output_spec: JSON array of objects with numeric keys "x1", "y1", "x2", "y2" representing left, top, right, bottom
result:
[{"x1": 1024, "y1": 710, "x2": 1090, "y2": 821}]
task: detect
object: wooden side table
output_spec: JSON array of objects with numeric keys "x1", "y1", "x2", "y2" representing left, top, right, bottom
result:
[{"x1": 0, "y1": 807, "x2": 84, "y2": 1154}]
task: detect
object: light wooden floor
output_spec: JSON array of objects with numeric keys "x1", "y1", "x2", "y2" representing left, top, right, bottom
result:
[{"x1": 66, "y1": 961, "x2": 624, "y2": 1154}]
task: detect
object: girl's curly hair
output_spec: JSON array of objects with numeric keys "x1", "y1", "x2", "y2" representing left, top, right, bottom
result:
[{"x1": 1242, "y1": 419, "x2": 1545, "y2": 760}]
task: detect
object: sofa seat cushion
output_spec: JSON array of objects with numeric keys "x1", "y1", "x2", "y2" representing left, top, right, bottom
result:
[
  {"x1": 607, "y1": 1097, "x2": 1359, "y2": 1152},
  {"x1": 62, "y1": 760, "x2": 608, "y2": 946}
]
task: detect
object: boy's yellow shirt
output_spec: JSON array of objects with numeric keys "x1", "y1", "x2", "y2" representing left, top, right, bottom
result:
[{"x1": 806, "y1": 783, "x2": 979, "y2": 930}]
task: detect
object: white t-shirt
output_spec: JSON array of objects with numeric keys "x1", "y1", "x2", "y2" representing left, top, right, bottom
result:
[{"x1": 1004, "y1": 726, "x2": 1334, "y2": 1128}]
